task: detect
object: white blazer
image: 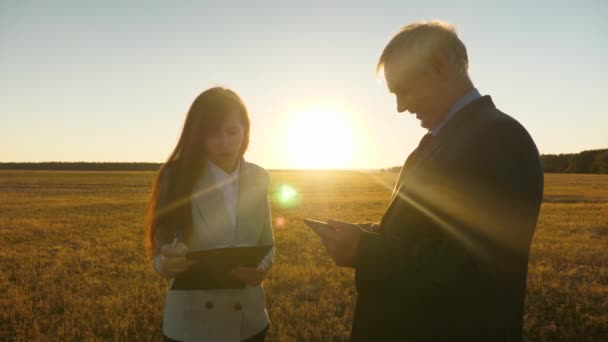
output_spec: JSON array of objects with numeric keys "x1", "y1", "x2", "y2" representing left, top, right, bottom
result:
[{"x1": 154, "y1": 160, "x2": 275, "y2": 342}]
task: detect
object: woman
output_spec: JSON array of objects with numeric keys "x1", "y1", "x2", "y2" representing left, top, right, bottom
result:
[{"x1": 145, "y1": 87, "x2": 275, "y2": 342}]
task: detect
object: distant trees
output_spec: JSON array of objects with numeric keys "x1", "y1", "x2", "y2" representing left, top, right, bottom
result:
[
  {"x1": 381, "y1": 166, "x2": 402, "y2": 173},
  {"x1": 381, "y1": 149, "x2": 608, "y2": 174},
  {"x1": 1, "y1": 149, "x2": 607, "y2": 174},
  {"x1": 0, "y1": 162, "x2": 161, "y2": 171},
  {"x1": 591, "y1": 151, "x2": 608, "y2": 174},
  {"x1": 541, "y1": 149, "x2": 608, "y2": 174}
]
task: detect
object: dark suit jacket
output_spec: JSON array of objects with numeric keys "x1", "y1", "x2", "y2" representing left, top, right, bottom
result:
[{"x1": 352, "y1": 96, "x2": 543, "y2": 341}]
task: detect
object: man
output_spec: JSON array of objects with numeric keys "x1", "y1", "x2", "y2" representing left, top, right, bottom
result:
[{"x1": 314, "y1": 21, "x2": 544, "y2": 340}]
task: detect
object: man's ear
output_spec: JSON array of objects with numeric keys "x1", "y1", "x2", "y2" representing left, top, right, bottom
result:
[{"x1": 430, "y1": 50, "x2": 449, "y2": 79}]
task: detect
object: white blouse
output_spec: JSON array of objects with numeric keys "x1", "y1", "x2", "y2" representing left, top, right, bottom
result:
[{"x1": 206, "y1": 160, "x2": 240, "y2": 227}]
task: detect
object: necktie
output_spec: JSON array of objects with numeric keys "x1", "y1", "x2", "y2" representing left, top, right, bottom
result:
[
  {"x1": 416, "y1": 132, "x2": 434, "y2": 155},
  {"x1": 391, "y1": 133, "x2": 434, "y2": 198},
  {"x1": 407, "y1": 132, "x2": 434, "y2": 167}
]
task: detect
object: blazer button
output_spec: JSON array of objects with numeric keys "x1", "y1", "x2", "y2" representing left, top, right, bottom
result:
[
  {"x1": 205, "y1": 301, "x2": 214, "y2": 309},
  {"x1": 234, "y1": 303, "x2": 242, "y2": 311}
]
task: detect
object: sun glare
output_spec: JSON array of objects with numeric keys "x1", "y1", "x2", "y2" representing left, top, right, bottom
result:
[{"x1": 282, "y1": 105, "x2": 359, "y2": 169}]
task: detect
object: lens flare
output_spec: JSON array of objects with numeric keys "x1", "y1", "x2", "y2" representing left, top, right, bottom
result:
[
  {"x1": 274, "y1": 216, "x2": 287, "y2": 229},
  {"x1": 272, "y1": 184, "x2": 300, "y2": 208}
]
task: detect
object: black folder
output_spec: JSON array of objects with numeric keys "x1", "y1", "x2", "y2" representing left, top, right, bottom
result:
[{"x1": 171, "y1": 245, "x2": 273, "y2": 290}]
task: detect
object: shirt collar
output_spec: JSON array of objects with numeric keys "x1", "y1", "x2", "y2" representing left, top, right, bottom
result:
[
  {"x1": 206, "y1": 159, "x2": 240, "y2": 181},
  {"x1": 430, "y1": 88, "x2": 481, "y2": 136}
]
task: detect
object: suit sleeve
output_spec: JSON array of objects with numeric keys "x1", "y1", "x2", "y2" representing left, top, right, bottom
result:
[
  {"x1": 257, "y1": 170, "x2": 275, "y2": 272},
  {"x1": 355, "y1": 119, "x2": 543, "y2": 297}
]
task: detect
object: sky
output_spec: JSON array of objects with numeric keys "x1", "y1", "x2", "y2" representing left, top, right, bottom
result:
[{"x1": 1, "y1": 0, "x2": 607, "y2": 169}]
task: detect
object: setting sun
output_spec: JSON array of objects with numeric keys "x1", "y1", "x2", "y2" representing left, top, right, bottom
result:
[{"x1": 281, "y1": 105, "x2": 359, "y2": 169}]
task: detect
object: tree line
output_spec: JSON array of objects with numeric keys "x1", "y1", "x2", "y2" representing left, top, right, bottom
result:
[
  {"x1": 0, "y1": 162, "x2": 162, "y2": 171},
  {"x1": 540, "y1": 149, "x2": 608, "y2": 174},
  {"x1": 381, "y1": 148, "x2": 608, "y2": 174},
  {"x1": 1, "y1": 149, "x2": 607, "y2": 173}
]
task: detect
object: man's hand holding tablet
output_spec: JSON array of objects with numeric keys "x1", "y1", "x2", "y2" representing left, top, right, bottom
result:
[{"x1": 303, "y1": 218, "x2": 363, "y2": 267}]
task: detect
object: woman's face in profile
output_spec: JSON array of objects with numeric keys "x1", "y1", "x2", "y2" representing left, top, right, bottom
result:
[{"x1": 204, "y1": 111, "x2": 245, "y2": 171}]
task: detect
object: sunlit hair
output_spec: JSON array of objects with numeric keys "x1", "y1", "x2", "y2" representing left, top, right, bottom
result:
[
  {"x1": 376, "y1": 20, "x2": 469, "y2": 78},
  {"x1": 144, "y1": 87, "x2": 250, "y2": 258}
]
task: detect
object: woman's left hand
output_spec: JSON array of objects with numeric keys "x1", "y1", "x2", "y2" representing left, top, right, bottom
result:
[{"x1": 232, "y1": 267, "x2": 268, "y2": 286}]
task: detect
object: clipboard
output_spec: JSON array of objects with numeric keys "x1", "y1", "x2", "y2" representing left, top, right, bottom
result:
[{"x1": 171, "y1": 245, "x2": 273, "y2": 291}]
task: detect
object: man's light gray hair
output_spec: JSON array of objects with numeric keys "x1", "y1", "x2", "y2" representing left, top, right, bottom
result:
[{"x1": 377, "y1": 20, "x2": 469, "y2": 77}]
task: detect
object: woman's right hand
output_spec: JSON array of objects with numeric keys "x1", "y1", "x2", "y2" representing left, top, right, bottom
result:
[{"x1": 155, "y1": 242, "x2": 197, "y2": 279}]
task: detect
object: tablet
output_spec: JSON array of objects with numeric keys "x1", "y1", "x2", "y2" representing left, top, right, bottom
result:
[
  {"x1": 303, "y1": 218, "x2": 332, "y2": 232},
  {"x1": 171, "y1": 245, "x2": 273, "y2": 290}
]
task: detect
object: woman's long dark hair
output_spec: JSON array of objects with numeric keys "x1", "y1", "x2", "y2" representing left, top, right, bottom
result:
[{"x1": 145, "y1": 87, "x2": 250, "y2": 258}]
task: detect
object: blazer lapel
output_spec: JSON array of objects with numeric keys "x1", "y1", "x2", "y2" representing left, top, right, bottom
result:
[
  {"x1": 234, "y1": 161, "x2": 262, "y2": 239},
  {"x1": 385, "y1": 135, "x2": 442, "y2": 216},
  {"x1": 382, "y1": 96, "x2": 495, "y2": 223},
  {"x1": 235, "y1": 162, "x2": 250, "y2": 232}
]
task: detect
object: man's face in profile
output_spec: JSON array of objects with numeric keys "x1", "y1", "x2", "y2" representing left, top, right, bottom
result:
[{"x1": 384, "y1": 51, "x2": 447, "y2": 129}]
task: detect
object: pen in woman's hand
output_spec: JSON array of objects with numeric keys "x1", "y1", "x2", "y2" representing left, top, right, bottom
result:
[{"x1": 171, "y1": 230, "x2": 181, "y2": 248}]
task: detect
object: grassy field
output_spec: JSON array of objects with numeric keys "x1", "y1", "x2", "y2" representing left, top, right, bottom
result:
[{"x1": 0, "y1": 170, "x2": 606, "y2": 341}]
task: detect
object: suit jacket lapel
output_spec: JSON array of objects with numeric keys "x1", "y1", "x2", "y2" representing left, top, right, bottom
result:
[
  {"x1": 382, "y1": 96, "x2": 495, "y2": 224},
  {"x1": 385, "y1": 135, "x2": 442, "y2": 215},
  {"x1": 235, "y1": 162, "x2": 250, "y2": 234},
  {"x1": 235, "y1": 161, "x2": 262, "y2": 239}
]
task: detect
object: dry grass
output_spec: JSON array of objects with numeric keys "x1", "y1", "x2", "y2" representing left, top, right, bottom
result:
[{"x1": 0, "y1": 171, "x2": 606, "y2": 341}]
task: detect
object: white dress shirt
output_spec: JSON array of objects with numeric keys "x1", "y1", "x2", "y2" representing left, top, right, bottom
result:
[{"x1": 207, "y1": 160, "x2": 240, "y2": 227}]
